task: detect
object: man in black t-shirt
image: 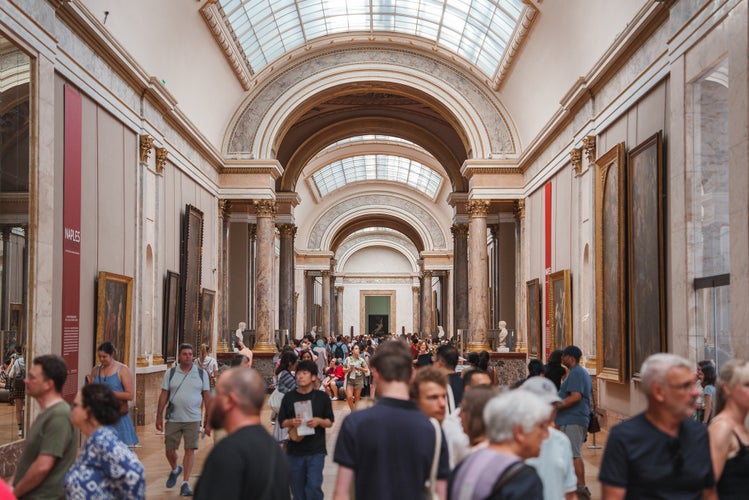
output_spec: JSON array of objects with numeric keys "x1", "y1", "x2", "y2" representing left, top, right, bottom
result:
[
  {"x1": 278, "y1": 360, "x2": 334, "y2": 500},
  {"x1": 599, "y1": 353, "x2": 716, "y2": 499},
  {"x1": 195, "y1": 368, "x2": 290, "y2": 500}
]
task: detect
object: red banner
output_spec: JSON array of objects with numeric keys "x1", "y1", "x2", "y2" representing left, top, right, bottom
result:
[
  {"x1": 61, "y1": 85, "x2": 82, "y2": 402},
  {"x1": 544, "y1": 182, "x2": 552, "y2": 359}
]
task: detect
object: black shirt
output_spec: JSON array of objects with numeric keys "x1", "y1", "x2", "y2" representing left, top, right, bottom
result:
[{"x1": 278, "y1": 388, "x2": 334, "y2": 456}]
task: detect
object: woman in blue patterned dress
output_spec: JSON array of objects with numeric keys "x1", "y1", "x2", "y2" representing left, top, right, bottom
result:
[
  {"x1": 87, "y1": 341, "x2": 139, "y2": 446},
  {"x1": 64, "y1": 383, "x2": 145, "y2": 499}
]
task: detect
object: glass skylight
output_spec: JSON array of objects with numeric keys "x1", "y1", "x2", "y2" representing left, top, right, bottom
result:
[
  {"x1": 218, "y1": 0, "x2": 526, "y2": 77},
  {"x1": 312, "y1": 154, "x2": 442, "y2": 197}
]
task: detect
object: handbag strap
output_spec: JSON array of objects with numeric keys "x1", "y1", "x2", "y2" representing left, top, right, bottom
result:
[
  {"x1": 427, "y1": 417, "x2": 441, "y2": 493},
  {"x1": 168, "y1": 367, "x2": 191, "y2": 404},
  {"x1": 491, "y1": 460, "x2": 526, "y2": 494}
]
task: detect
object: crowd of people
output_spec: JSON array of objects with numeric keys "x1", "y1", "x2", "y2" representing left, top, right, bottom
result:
[{"x1": 1, "y1": 333, "x2": 747, "y2": 499}]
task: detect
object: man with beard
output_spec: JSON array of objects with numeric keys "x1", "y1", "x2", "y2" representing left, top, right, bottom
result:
[{"x1": 194, "y1": 368, "x2": 290, "y2": 500}]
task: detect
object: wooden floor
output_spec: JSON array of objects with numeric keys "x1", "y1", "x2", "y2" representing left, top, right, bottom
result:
[{"x1": 135, "y1": 397, "x2": 606, "y2": 499}]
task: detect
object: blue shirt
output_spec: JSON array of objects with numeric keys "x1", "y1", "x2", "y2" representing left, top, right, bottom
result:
[
  {"x1": 555, "y1": 364, "x2": 591, "y2": 426},
  {"x1": 64, "y1": 426, "x2": 145, "y2": 499}
]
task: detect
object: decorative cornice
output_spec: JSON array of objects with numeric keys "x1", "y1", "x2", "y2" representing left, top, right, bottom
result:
[
  {"x1": 254, "y1": 199, "x2": 276, "y2": 217},
  {"x1": 199, "y1": 1, "x2": 253, "y2": 91},
  {"x1": 155, "y1": 147, "x2": 168, "y2": 174},
  {"x1": 515, "y1": 199, "x2": 525, "y2": 219},
  {"x1": 494, "y1": 3, "x2": 539, "y2": 91},
  {"x1": 277, "y1": 223, "x2": 297, "y2": 238},
  {"x1": 139, "y1": 134, "x2": 154, "y2": 163},
  {"x1": 570, "y1": 147, "x2": 583, "y2": 175},
  {"x1": 583, "y1": 135, "x2": 597, "y2": 163},
  {"x1": 467, "y1": 200, "x2": 490, "y2": 218}
]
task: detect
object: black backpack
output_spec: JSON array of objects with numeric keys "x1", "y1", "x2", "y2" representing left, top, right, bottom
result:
[{"x1": 334, "y1": 343, "x2": 345, "y2": 359}]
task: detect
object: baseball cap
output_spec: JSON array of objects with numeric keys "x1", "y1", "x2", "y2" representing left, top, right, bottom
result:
[
  {"x1": 562, "y1": 345, "x2": 582, "y2": 361},
  {"x1": 521, "y1": 376, "x2": 562, "y2": 405}
]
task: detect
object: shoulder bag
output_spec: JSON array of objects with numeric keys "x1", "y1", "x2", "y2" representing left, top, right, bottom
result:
[{"x1": 423, "y1": 417, "x2": 441, "y2": 500}]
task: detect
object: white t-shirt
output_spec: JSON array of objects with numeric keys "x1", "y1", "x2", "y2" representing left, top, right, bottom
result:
[{"x1": 526, "y1": 426, "x2": 577, "y2": 500}]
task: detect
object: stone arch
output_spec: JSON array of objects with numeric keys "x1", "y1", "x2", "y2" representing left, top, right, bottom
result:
[{"x1": 336, "y1": 236, "x2": 420, "y2": 275}]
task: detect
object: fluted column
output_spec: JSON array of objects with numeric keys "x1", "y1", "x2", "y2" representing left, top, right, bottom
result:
[
  {"x1": 491, "y1": 224, "x2": 500, "y2": 328},
  {"x1": 335, "y1": 286, "x2": 344, "y2": 339},
  {"x1": 468, "y1": 200, "x2": 490, "y2": 352},
  {"x1": 321, "y1": 270, "x2": 331, "y2": 338},
  {"x1": 247, "y1": 224, "x2": 257, "y2": 329},
  {"x1": 329, "y1": 261, "x2": 336, "y2": 337},
  {"x1": 421, "y1": 269, "x2": 433, "y2": 338},
  {"x1": 412, "y1": 285, "x2": 420, "y2": 334},
  {"x1": 253, "y1": 200, "x2": 276, "y2": 353},
  {"x1": 277, "y1": 223, "x2": 296, "y2": 339},
  {"x1": 451, "y1": 224, "x2": 469, "y2": 337},
  {"x1": 1, "y1": 227, "x2": 10, "y2": 330},
  {"x1": 218, "y1": 200, "x2": 231, "y2": 347},
  {"x1": 516, "y1": 199, "x2": 528, "y2": 353}
]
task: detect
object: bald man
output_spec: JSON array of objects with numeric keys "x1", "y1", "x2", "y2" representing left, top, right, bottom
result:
[{"x1": 195, "y1": 368, "x2": 290, "y2": 499}]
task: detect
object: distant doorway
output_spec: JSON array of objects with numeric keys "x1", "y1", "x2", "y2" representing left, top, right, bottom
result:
[{"x1": 361, "y1": 291, "x2": 395, "y2": 336}]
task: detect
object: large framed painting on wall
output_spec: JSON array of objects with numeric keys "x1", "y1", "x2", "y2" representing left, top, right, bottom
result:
[
  {"x1": 526, "y1": 279, "x2": 542, "y2": 358},
  {"x1": 548, "y1": 270, "x2": 572, "y2": 352},
  {"x1": 200, "y1": 288, "x2": 216, "y2": 348},
  {"x1": 162, "y1": 271, "x2": 180, "y2": 364},
  {"x1": 95, "y1": 271, "x2": 133, "y2": 366},
  {"x1": 627, "y1": 131, "x2": 666, "y2": 378},
  {"x1": 180, "y1": 204, "x2": 204, "y2": 350},
  {"x1": 595, "y1": 143, "x2": 628, "y2": 382}
]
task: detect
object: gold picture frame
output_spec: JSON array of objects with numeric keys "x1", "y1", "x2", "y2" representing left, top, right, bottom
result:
[
  {"x1": 548, "y1": 269, "x2": 572, "y2": 352},
  {"x1": 526, "y1": 279, "x2": 542, "y2": 358},
  {"x1": 95, "y1": 271, "x2": 133, "y2": 366},
  {"x1": 199, "y1": 288, "x2": 216, "y2": 348},
  {"x1": 595, "y1": 143, "x2": 628, "y2": 382}
]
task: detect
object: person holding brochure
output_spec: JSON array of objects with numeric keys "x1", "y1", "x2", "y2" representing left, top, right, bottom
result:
[{"x1": 278, "y1": 359, "x2": 334, "y2": 500}]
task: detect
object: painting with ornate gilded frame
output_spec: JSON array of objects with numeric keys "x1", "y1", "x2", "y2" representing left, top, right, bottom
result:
[
  {"x1": 162, "y1": 271, "x2": 180, "y2": 364},
  {"x1": 548, "y1": 270, "x2": 572, "y2": 352},
  {"x1": 595, "y1": 143, "x2": 628, "y2": 382},
  {"x1": 627, "y1": 131, "x2": 666, "y2": 378},
  {"x1": 199, "y1": 288, "x2": 216, "y2": 348},
  {"x1": 95, "y1": 271, "x2": 133, "y2": 366},
  {"x1": 526, "y1": 279, "x2": 542, "y2": 358},
  {"x1": 180, "y1": 204, "x2": 204, "y2": 349}
]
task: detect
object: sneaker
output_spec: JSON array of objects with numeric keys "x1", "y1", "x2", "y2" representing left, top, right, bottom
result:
[
  {"x1": 576, "y1": 486, "x2": 592, "y2": 500},
  {"x1": 180, "y1": 482, "x2": 193, "y2": 496},
  {"x1": 166, "y1": 465, "x2": 183, "y2": 488},
  {"x1": 331, "y1": 397, "x2": 338, "y2": 401}
]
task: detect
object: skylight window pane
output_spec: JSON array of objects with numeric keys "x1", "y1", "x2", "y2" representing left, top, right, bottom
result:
[
  {"x1": 348, "y1": 14, "x2": 369, "y2": 31},
  {"x1": 417, "y1": 0, "x2": 444, "y2": 23}
]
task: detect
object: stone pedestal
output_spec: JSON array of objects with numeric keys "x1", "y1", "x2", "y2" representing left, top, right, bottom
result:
[
  {"x1": 487, "y1": 352, "x2": 527, "y2": 386},
  {"x1": 252, "y1": 352, "x2": 278, "y2": 391},
  {"x1": 135, "y1": 364, "x2": 169, "y2": 426}
]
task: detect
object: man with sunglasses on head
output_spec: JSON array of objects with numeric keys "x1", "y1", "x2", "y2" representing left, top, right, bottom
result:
[{"x1": 599, "y1": 353, "x2": 716, "y2": 499}]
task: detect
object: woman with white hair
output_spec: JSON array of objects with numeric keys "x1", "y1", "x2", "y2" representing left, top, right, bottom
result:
[
  {"x1": 708, "y1": 359, "x2": 749, "y2": 499},
  {"x1": 449, "y1": 390, "x2": 549, "y2": 499}
]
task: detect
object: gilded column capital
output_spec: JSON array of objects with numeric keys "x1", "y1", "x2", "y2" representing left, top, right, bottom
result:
[
  {"x1": 515, "y1": 199, "x2": 525, "y2": 219},
  {"x1": 139, "y1": 134, "x2": 154, "y2": 163},
  {"x1": 335, "y1": 286, "x2": 344, "y2": 292},
  {"x1": 582, "y1": 135, "x2": 597, "y2": 163},
  {"x1": 451, "y1": 223, "x2": 469, "y2": 238},
  {"x1": 570, "y1": 147, "x2": 583, "y2": 175},
  {"x1": 277, "y1": 223, "x2": 297, "y2": 238},
  {"x1": 155, "y1": 147, "x2": 168, "y2": 174},
  {"x1": 423, "y1": 269, "x2": 433, "y2": 279},
  {"x1": 490, "y1": 224, "x2": 500, "y2": 238},
  {"x1": 218, "y1": 199, "x2": 231, "y2": 220},
  {"x1": 254, "y1": 199, "x2": 276, "y2": 217},
  {"x1": 467, "y1": 200, "x2": 490, "y2": 218},
  {"x1": 248, "y1": 223, "x2": 257, "y2": 241},
  {"x1": 321, "y1": 270, "x2": 331, "y2": 278}
]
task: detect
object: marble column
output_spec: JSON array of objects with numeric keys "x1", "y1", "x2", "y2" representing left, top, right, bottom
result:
[
  {"x1": 468, "y1": 200, "x2": 490, "y2": 352},
  {"x1": 0, "y1": 228, "x2": 10, "y2": 330},
  {"x1": 421, "y1": 269, "x2": 433, "y2": 338},
  {"x1": 253, "y1": 200, "x2": 277, "y2": 353},
  {"x1": 335, "y1": 286, "x2": 344, "y2": 339},
  {"x1": 412, "y1": 285, "x2": 420, "y2": 334},
  {"x1": 247, "y1": 224, "x2": 257, "y2": 330},
  {"x1": 452, "y1": 224, "x2": 469, "y2": 337},
  {"x1": 491, "y1": 224, "x2": 500, "y2": 328},
  {"x1": 218, "y1": 200, "x2": 231, "y2": 346},
  {"x1": 321, "y1": 270, "x2": 331, "y2": 338},
  {"x1": 329, "y1": 261, "x2": 336, "y2": 337},
  {"x1": 277, "y1": 224, "x2": 296, "y2": 340},
  {"x1": 516, "y1": 199, "x2": 528, "y2": 353}
]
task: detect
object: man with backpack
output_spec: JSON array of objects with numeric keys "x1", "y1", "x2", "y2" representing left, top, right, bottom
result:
[
  {"x1": 333, "y1": 335, "x2": 348, "y2": 360},
  {"x1": 156, "y1": 343, "x2": 210, "y2": 496}
]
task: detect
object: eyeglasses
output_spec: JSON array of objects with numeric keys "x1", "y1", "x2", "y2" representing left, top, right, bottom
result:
[{"x1": 668, "y1": 438, "x2": 684, "y2": 474}]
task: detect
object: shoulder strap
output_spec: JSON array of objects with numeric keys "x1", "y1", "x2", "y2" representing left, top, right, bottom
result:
[
  {"x1": 168, "y1": 366, "x2": 176, "y2": 383},
  {"x1": 426, "y1": 417, "x2": 441, "y2": 495},
  {"x1": 491, "y1": 461, "x2": 526, "y2": 494}
]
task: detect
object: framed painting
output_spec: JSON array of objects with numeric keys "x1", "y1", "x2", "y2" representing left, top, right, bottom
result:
[
  {"x1": 95, "y1": 271, "x2": 133, "y2": 366},
  {"x1": 9, "y1": 303, "x2": 23, "y2": 341},
  {"x1": 627, "y1": 131, "x2": 666, "y2": 378},
  {"x1": 595, "y1": 143, "x2": 628, "y2": 382},
  {"x1": 199, "y1": 288, "x2": 216, "y2": 349},
  {"x1": 180, "y1": 204, "x2": 204, "y2": 350},
  {"x1": 526, "y1": 279, "x2": 542, "y2": 358},
  {"x1": 548, "y1": 269, "x2": 572, "y2": 352},
  {"x1": 162, "y1": 270, "x2": 180, "y2": 364}
]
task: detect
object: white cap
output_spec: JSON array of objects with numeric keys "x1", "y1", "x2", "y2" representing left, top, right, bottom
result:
[{"x1": 520, "y1": 376, "x2": 561, "y2": 405}]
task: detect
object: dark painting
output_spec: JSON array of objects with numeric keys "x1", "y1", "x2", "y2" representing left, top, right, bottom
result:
[
  {"x1": 162, "y1": 271, "x2": 180, "y2": 363},
  {"x1": 180, "y1": 204, "x2": 204, "y2": 350}
]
